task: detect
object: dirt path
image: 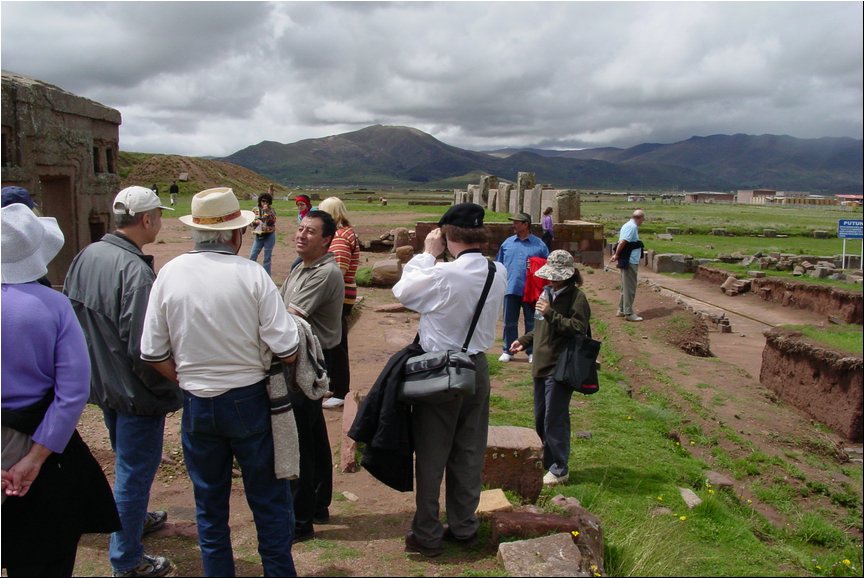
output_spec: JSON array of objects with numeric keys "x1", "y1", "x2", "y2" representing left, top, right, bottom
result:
[{"x1": 72, "y1": 217, "x2": 860, "y2": 576}]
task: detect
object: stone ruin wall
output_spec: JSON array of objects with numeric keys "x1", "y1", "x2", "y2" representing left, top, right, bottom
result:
[
  {"x1": 2, "y1": 71, "x2": 121, "y2": 283},
  {"x1": 761, "y1": 328, "x2": 863, "y2": 442},
  {"x1": 691, "y1": 265, "x2": 863, "y2": 324},
  {"x1": 449, "y1": 172, "x2": 604, "y2": 267}
]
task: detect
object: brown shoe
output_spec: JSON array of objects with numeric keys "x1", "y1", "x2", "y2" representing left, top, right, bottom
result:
[{"x1": 404, "y1": 532, "x2": 443, "y2": 557}]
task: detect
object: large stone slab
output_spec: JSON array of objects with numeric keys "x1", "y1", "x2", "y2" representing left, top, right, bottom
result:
[
  {"x1": 496, "y1": 183, "x2": 512, "y2": 213},
  {"x1": 653, "y1": 253, "x2": 694, "y2": 274},
  {"x1": 483, "y1": 425, "x2": 544, "y2": 502},
  {"x1": 497, "y1": 532, "x2": 602, "y2": 577},
  {"x1": 523, "y1": 186, "x2": 543, "y2": 223}
]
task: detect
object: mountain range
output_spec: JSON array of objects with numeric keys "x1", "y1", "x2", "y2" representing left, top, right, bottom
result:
[{"x1": 222, "y1": 125, "x2": 862, "y2": 193}]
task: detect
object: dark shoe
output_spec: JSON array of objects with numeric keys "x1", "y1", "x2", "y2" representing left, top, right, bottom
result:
[
  {"x1": 443, "y1": 525, "x2": 479, "y2": 546},
  {"x1": 293, "y1": 527, "x2": 315, "y2": 544},
  {"x1": 142, "y1": 510, "x2": 168, "y2": 536},
  {"x1": 404, "y1": 532, "x2": 444, "y2": 558},
  {"x1": 112, "y1": 553, "x2": 172, "y2": 577},
  {"x1": 313, "y1": 508, "x2": 330, "y2": 524}
]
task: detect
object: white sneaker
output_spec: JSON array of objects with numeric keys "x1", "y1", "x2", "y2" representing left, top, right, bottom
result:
[
  {"x1": 322, "y1": 397, "x2": 344, "y2": 409},
  {"x1": 528, "y1": 354, "x2": 533, "y2": 363},
  {"x1": 542, "y1": 471, "x2": 569, "y2": 486},
  {"x1": 615, "y1": 310, "x2": 625, "y2": 317},
  {"x1": 625, "y1": 314, "x2": 643, "y2": 322},
  {"x1": 498, "y1": 353, "x2": 512, "y2": 362}
]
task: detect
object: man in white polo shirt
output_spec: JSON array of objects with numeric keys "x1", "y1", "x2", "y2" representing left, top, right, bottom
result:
[{"x1": 141, "y1": 187, "x2": 300, "y2": 576}]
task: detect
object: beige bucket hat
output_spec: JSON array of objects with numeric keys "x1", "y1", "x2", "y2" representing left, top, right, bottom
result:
[
  {"x1": 179, "y1": 187, "x2": 255, "y2": 230},
  {"x1": 535, "y1": 250, "x2": 576, "y2": 281}
]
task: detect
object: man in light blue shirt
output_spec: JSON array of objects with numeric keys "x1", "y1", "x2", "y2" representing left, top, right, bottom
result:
[
  {"x1": 609, "y1": 209, "x2": 646, "y2": 321},
  {"x1": 495, "y1": 212, "x2": 549, "y2": 362}
]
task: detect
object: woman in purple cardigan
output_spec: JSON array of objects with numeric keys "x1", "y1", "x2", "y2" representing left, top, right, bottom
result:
[{"x1": 1, "y1": 203, "x2": 119, "y2": 576}]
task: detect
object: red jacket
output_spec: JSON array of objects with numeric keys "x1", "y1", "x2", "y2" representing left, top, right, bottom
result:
[{"x1": 523, "y1": 256, "x2": 549, "y2": 303}]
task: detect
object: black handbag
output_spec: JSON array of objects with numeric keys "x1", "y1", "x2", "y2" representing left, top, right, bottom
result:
[
  {"x1": 552, "y1": 326, "x2": 601, "y2": 395},
  {"x1": 400, "y1": 260, "x2": 496, "y2": 405}
]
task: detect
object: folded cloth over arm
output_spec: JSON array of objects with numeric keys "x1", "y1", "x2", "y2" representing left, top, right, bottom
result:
[{"x1": 267, "y1": 315, "x2": 330, "y2": 480}]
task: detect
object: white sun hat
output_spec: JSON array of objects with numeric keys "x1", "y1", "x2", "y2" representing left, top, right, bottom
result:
[{"x1": 1, "y1": 203, "x2": 65, "y2": 284}]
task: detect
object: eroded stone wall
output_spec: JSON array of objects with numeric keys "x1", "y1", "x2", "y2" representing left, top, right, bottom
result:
[
  {"x1": 2, "y1": 71, "x2": 121, "y2": 282},
  {"x1": 761, "y1": 328, "x2": 863, "y2": 441}
]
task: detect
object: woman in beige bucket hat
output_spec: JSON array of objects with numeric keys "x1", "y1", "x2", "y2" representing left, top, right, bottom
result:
[{"x1": 509, "y1": 250, "x2": 593, "y2": 487}]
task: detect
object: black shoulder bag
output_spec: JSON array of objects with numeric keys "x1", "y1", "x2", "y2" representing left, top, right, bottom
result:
[
  {"x1": 400, "y1": 260, "x2": 496, "y2": 405},
  {"x1": 552, "y1": 302, "x2": 601, "y2": 395}
]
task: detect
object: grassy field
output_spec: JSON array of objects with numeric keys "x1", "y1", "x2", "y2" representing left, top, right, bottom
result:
[{"x1": 581, "y1": 198, "x2": 861, "y2": 238}]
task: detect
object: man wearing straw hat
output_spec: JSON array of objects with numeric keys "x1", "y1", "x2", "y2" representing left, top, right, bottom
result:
[
  {"x1": 64, "y1": 185, "x2": 177, "y2": 578},
  {"x1": 140, "y1": 187, "x2": 301, "y2": 576}
]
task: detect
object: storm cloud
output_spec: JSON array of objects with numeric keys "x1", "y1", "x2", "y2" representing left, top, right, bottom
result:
[{"x1": 2, "y1": 1, "x2": 861, "y2": 156}]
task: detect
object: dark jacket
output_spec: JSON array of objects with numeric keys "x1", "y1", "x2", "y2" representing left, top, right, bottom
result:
[
  {"x1": 615, "y1": 240, "x2": 645, "y2": 269},
  {"x1": 518, "y1": 284, "x2": 591, "y2": 378},
  {"x1": 348, "y1": 342, "x2": 423, "y2": 492},
  {"x1": 63, "y1": 233, "x2": 181, "y2": 416}
]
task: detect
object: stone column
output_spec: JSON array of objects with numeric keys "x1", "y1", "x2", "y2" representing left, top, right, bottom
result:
[
  {"x1": 523, "y1": 185, "x2": 543, "y2": 223},
  {"x1": 497, "y1": 183, "x2": 512, "y2": 213},
  {"x1": 552, "y1": 190, "x2": 581, "y2": 222}
]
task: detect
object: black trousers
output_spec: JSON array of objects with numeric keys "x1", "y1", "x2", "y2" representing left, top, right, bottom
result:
[
  {"x1": 327, "y1": 304, "x2": 353, "y2": 399},
  {"x1": 289, "y1": 347, "x2": 337, "y2": 532}
]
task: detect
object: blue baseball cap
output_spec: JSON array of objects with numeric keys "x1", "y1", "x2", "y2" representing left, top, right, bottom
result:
[{"x1": 1, "y1": 186, "x2": 36, "y2": 209}]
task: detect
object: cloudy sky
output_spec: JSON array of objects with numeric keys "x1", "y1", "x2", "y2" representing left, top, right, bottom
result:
[{"x1": 2, "y1": 1, "x2": 862, "y2": 157}]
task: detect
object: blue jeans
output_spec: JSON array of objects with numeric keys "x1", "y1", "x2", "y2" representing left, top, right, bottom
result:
[
  {"x1": 502, "y1": 294, "x2": 535, "y2": 354},
  {"x1": 249, "y1": 232, "x2": 276, "y2": 275},
  {"x1": 181, "y1": 381, "x2": 296, "y2": 577},
  {"x1": 102, "y1": 409, "x2": 166, "y2": 573},
  {"x1": 533, "y1": 375, "x2": 574, "y2": 477}
]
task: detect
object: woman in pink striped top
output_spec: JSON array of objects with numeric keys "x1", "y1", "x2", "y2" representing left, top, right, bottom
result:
[{"x1": 317, "y1": 197, "x2": 361, "y2": 409}]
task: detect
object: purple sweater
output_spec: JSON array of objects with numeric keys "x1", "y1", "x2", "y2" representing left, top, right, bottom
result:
[{"x1": 1, "y1": 282, "x2": 90, "y2": 453}]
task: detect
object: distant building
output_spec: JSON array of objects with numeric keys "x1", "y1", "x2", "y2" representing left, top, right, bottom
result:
[
  {"x1": 684, "y1": 191, "x2": 735, "y2": 203},
  {"x1": 1, "y1": 70, "x2": 121, "y2": 282},
  {"x1": 836, "y1": 194, "x2": 863, "y2": 207},
  {"x1": 771, "y1": 191, "x2": 838, "y2": 206},
  {"x1": 736, "y1": 188, "x2": 776, "y2": 204}
]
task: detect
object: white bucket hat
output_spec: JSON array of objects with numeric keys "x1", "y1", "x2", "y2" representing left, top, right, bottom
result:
[
  {"x1": 179, "y1": 187, "x2": 255, "y2": 230},
  {"x1": 535, "y1": 250, "x2": 576, "y2": 281},
  {"x1": 1, "y1": 203, "x2": 65, "y2": 284}
]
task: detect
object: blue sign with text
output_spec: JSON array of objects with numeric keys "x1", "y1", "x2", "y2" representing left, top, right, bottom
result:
[{"x1": 838, "y1": 220, "x2": 863, "y2": 239}]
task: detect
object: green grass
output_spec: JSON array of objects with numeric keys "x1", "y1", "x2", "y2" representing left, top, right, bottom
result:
[
  {"x1": 582, "y1": 199, "x2": 858, "y2": 238},
  {"x1": 647, "y1": 233, "x2": 849, "y2": 259},
  {"x1": 781, "y1": 324, "x2": 864, "y2": 355}
]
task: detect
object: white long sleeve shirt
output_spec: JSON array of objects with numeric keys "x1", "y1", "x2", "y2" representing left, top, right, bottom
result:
[{"x1": 393, "y1": 251, "x2": 507, "y2": 355}]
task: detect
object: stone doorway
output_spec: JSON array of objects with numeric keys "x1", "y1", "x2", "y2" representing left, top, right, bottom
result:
[{"x1": 39, "y1": 173, "x2": 76, "y2": 284}]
